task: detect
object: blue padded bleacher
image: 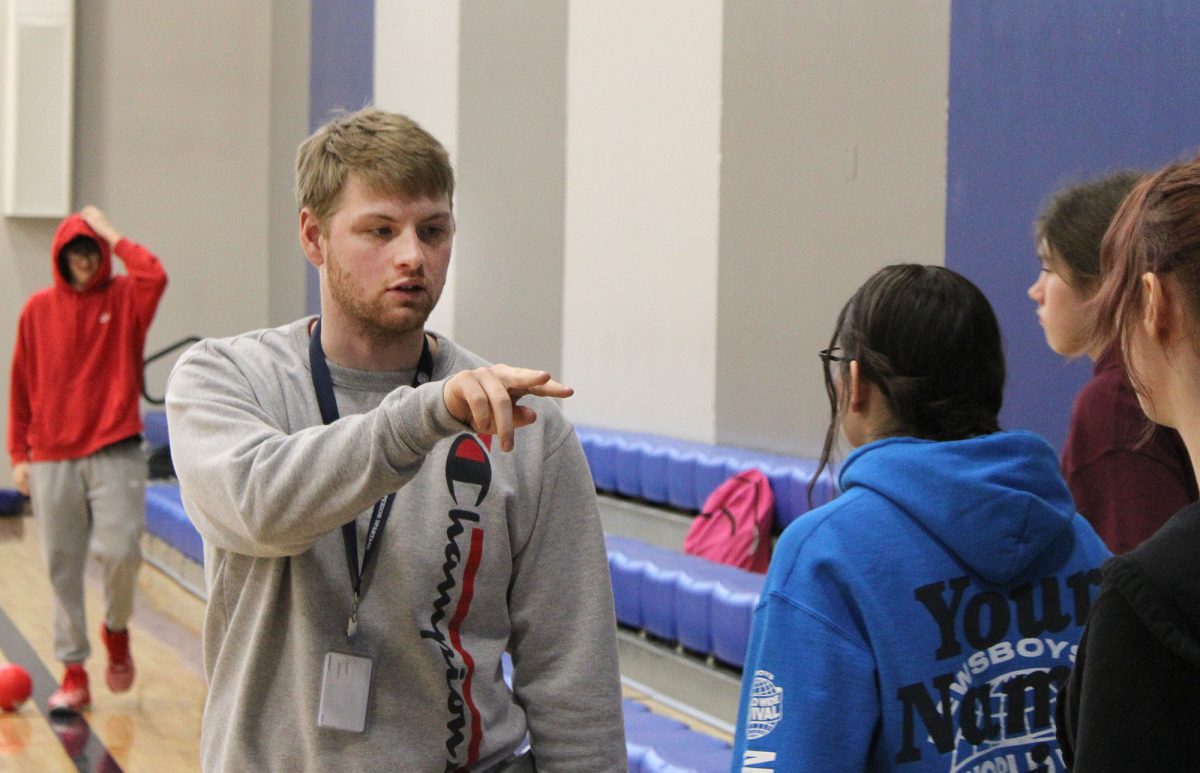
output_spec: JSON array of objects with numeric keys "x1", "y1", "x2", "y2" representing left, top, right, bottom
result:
[
  {"x1": 145, "y1": 483, "x2": 203, "y2": 564},
  {"x1": 624, "y1": 699, "x2": 732, "y2": 772},
  {"x1": 710, "y1": 573, "x2": 761, "y2": 668},
  {"x1": 607, "y1": 535, "x2": 765, "y2": 668},
  {"x1": 509, "y1": 653, "x2": 734, "y2": 772},
  {"x1": 142, "y1": 493, "x2": 766, "y2": 668},
  {"x1": 609, "y1": 536, "x2": 664, "y2": 630},
  {"x1": 0, "y1": 488, "x2": 25, "y2": 515},
  {"x1": 141, "y1": 487, "x2": 764, "y2": 668},
  {"x1": 143, "y1": 413, "x2": 833, "y2": 532},
  {"x1": 143, "y1": 410, "x2": 170, "y2": 450},
  {"x1": 576, "y1": 424, "x2": 836, "y2": 531}
]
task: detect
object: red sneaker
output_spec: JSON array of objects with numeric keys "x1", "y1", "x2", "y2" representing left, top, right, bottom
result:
[
  {"x1": 100, "y1": 625, "x2": 135, "y2": 693},
  {"x1": 47, "y1": 664, "x2": 90, "y2": 715}
]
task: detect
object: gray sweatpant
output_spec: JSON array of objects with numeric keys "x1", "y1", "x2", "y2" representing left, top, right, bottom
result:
[{"x1": 29, "y1": 439, "x2": 145, "y2": 664}]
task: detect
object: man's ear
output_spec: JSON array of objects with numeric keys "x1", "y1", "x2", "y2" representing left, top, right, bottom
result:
[
  {"x1": 299, "y1": 208, "x2": 326, "y2": 269},
  {"x1": 847, "y1": 360, "x2": 872, "y2": 413}
]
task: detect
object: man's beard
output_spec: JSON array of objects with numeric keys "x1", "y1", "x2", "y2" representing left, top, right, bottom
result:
[{"x1": 326, "y1": 246, "x2": 436, "y2": 342}]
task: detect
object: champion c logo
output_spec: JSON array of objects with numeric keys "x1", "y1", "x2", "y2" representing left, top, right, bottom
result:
[{"x1": 444, "y1": 434, "x2": 492, "y2": 507}]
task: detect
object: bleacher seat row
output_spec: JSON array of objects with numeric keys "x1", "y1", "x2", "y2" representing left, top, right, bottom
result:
[
  {"x1": 147, "y1": 416, "x2": 833, "y2": 531},
  {"x1": 143, "y1": 410, "x2": 170, "y2": 450},
  {"x1": 575, "y1": 424, "x2": 835, "y2": 530},
  {"x1": 145, "y1": 485, "x2": 765, "y2": 669},
  {"x1": 623, "y1": 699, "x2": 732, "y2": 773},
  {"x1": 145, "y1": 483, "x2": 203, "y2": 564},
  {"x1": 607, "y1": 535, "x2": 763, "y2": 669},
  {"x1": 144, "y1": 419, "x2": 795, "y2": 665},
  {"x1": 503, "y1": 653, "x2": 734, "y2": 772}
]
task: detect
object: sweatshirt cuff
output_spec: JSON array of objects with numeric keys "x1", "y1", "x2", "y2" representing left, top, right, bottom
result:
[{"x1": 382, "y1": 379, "x2": 470, "y2": 465}]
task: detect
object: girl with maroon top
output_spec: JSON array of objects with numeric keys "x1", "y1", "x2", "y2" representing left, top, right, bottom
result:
[{"x1": 1028, "y1": 172, "x2": 1197, "y2": 554}]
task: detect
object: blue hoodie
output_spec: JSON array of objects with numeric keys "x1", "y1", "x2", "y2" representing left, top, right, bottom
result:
[{"x1": 732, "y1": 431, "x2": 1110, "y2": 773}]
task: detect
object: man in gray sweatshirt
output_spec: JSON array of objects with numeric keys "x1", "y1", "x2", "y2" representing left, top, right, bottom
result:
[{"x1": 166, "y1": 108, "x2": 625, "y2": 772}]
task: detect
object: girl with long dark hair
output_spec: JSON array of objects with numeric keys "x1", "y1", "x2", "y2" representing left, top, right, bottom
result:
[{"x1": 732, "y1": 264, "x2": 1110, "y2": 771}]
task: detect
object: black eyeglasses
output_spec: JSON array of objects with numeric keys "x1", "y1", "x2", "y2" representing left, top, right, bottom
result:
[{"x1": 818, "y1": 347, "x2": 850, "y2": 364}]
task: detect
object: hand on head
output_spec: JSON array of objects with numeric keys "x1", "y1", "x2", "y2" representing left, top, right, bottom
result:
[
  {"x1": 78, "y1": 206, "x2": 122, "y2": 248},
  {"x1": 443, "y1": 365, "x2": 573, "y2": 452}
]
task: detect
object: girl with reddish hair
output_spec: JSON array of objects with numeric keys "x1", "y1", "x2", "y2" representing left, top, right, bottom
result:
[{"x1": 1057, "y1": 155, "x2": 1200, "y2": 769}]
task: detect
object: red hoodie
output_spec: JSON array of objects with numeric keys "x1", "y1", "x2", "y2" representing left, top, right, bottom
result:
[{"x1": 8, "y1": 214, "x2": 168, "y2": 464}]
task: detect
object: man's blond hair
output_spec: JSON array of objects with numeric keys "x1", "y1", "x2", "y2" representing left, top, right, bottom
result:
[{"x1": 296, "y1": 108, "x2": 455, "y2": 225}]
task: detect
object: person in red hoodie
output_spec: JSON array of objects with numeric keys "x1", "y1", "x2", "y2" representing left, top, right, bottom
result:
[{"x1": 7, "y1": 206, "x2": 167, "y2": 714}]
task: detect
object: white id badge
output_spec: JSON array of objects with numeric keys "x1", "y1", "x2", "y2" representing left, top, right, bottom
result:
[{"x1": 317, "y1": 651, "x2": 373, "y2": 733}]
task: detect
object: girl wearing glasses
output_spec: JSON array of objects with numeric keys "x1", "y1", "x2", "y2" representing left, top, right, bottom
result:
[
  {"x1": 1029, "y1": 173, "x2": 1196, "y2": 554},
  {"x1": 1057, "y1": 156, "x2": 1200, "y2": 769},
  {"x1": 732, "y1": 264, "x2": 1109, "y2": 771}
]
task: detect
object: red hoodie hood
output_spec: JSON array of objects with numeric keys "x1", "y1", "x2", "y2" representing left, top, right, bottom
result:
[{"x1": 51, "y1": 214, "x2": 112, "y2": 292}]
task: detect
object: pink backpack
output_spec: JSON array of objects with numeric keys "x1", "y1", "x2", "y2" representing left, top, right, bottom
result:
[{"x1": 683, "y1": 469, "x2": 775, "y2": 573}]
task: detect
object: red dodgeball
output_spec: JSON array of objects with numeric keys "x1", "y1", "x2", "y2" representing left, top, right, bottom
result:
[{"x1": 0, "y1": 664, "x2": 32, "y2": 712}]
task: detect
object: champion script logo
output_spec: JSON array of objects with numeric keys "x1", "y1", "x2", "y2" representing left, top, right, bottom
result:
[{"x1": 421, "y1": 433, "x2": 492, "y2": 772}]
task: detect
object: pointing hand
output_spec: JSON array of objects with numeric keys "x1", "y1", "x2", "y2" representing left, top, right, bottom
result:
[{"x1": 443, "y1": 365, "x2": 573, "y2": 452}]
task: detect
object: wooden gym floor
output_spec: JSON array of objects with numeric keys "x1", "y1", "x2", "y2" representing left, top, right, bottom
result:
[{"x1": 0, "y1": 512, "x2": 205, "y2": 772}]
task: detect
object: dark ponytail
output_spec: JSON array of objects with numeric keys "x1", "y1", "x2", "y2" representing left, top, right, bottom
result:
[{"x1": 809, "y1": 265, "x2": 1005, "y2": 502}]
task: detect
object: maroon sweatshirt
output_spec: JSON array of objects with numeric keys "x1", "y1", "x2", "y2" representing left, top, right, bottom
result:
[
  {"x1": 1061, "y1": 346, "x2": 1198, "y2": 553},
  {"x1": 8, "y1": 214, "x2": 167, "y2": 464}
]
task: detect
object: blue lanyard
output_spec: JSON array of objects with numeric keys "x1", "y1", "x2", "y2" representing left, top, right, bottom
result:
[{"x1": 308, "y1": 317, "x2": 433, "y2": 637}]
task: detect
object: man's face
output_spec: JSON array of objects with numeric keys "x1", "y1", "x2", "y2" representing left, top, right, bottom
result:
[
  {"x1": 64, "y1": 247, "x2": 101, "y2": 290},
  {"x1": 316, "y1": 175, "x2": 454, "y2": 340}
]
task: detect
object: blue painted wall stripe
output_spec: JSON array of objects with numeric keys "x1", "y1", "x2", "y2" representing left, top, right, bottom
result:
[
  {"x1": 306, "y1": 0, "x2": 375, "y2": 314},
  {"x1": 946, "y1": 0, "x2": 1200, "y2": 449}
]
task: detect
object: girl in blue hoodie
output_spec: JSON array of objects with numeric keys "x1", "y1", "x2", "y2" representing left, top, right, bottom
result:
[{"x1": 733, "y1": 265, "x2": 1110, "y2": 772}]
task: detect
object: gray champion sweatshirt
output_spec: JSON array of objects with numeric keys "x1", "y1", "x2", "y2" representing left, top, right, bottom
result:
[{"x1": 166, "y1": 318, "x2": 626, "y2": 772}]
